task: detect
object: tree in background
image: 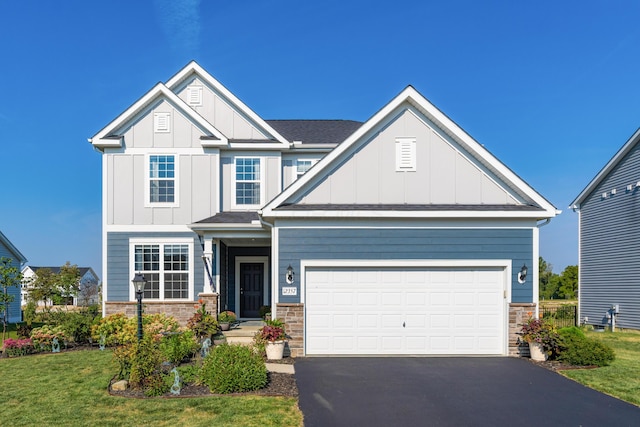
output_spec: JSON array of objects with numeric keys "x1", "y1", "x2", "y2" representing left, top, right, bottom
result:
[
  {"x1": 558, "y1": 265, "x2": 579, "y2": 299},
  {"x1": 27, "y1": 263, "x2": 82, "y2": 308},
  {"x1": 0, "y1": 257, "x2": 23, "y2": 341},
  {"x1": 27, "y1": 267, "x2": 58, "y2": 308},
  {"x1": 57, "y1": 262, "x2": 80, "y2": 304},
  {"x1": 538, "y1": 257, "x2": 578, "y2": 300}
]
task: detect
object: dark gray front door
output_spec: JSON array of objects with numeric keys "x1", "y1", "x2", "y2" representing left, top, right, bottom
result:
[{"x1": 240, "y1": 263, "x2": 263, "y2": 318}]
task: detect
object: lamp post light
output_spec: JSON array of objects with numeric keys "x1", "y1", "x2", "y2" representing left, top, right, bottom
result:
[{"x1": 132, "y1": 273, "x2": 147, "y2": 342}]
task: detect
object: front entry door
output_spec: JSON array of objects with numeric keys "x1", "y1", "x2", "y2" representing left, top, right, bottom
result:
[{"x1": 240, "y1": 263, "x2": 264, "y2": 318}]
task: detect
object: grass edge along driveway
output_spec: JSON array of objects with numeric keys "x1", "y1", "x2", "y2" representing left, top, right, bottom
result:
[
  {"x1": 0, "y1": 349, "x2": 302, "y2": 427},
  {"x1": 561, "y1": 329, "x2": 640, "y2": 407}
]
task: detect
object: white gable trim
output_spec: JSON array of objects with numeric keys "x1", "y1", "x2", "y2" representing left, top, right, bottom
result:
[
  {"x1": 261, "y1": 86, "x2": 558, "y2": 218},
  {"x1": 0, "y1": 231, "x2": 27, "y2": 265},
  {"x1": 165, "y1": 61, "x2": 290, "y2": 146},
  {"x1": 571, "y1": 128, "x2": 640, "y2": 210},
  {"x1": 89, "y1": 82, "x2": 228, "y2": 149}
]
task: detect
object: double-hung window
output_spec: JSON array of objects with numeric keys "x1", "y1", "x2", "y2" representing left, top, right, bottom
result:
[
  {"x1": 132, "y1": 241, "x2": 191, "y2": 300},
  {"x1": 149, "y1": 155, "x2": 176, "y2": 204},
  {"x1": 295, "y1": 159, "x2": 317, "y2": 181},
  {"x1": 235, "y1": 157, "x2": 262, "y2": 207}
]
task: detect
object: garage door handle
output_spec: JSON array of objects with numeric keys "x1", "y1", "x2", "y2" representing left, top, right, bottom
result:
[{"x1": 403, "y1": 322, "x2": 405, "y2": 328}]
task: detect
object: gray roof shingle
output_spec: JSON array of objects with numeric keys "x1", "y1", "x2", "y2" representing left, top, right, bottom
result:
[{"x1": 266, "y1": 120, "x2": 362, "y2": 144}]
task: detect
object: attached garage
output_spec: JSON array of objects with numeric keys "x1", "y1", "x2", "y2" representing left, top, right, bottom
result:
[{"x1": 304, "y1": 261, "x2": 509, "y2": 355}]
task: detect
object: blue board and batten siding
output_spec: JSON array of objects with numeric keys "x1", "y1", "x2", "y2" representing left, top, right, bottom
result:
[
  {"x1": 579, "y1": 142, "x2": 640, "y2": 329},
  {"x1": 106, "y1": 232, "x2": 204, "y2": 301},
  {"x1": 278, "y1": 228, "x2": 533, "y2": 303},
  {"x1": 0, "y1": 242, "x2": 22, "y2": 323}
]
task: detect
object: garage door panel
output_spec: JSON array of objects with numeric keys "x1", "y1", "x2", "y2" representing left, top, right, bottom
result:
[{"x1": 306, "y1": 266, "x2": 506, "y2": 355}]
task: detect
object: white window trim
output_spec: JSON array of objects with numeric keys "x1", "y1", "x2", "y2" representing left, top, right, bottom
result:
[
  {"x1": 154, "y1": 112, "x2": 171, "y2": 133},
  {"x1": 232, "y1": 156, "x2": 265, "y2": 210},
  {"x1": 129, "y1": 238, "x2": 194, "y2": 302},
  {"x1": 292, "y1": 158, "x2": 318, "y2": 182},
  {"x1": 145, "y1": 154, "x2": 179, "y2": 208},
  {"x1": 186, "y1": 85, "x2": 203, "y2": 107}
]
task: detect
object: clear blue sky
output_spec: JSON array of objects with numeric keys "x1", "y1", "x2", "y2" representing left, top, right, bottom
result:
[{"x1": 2, "y1": 0, "x2": 640, "y2": 275}]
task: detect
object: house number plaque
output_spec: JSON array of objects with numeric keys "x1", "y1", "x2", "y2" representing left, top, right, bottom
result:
[{"x1": 282, "y1": 287, "x2": 297, "y2": 296}]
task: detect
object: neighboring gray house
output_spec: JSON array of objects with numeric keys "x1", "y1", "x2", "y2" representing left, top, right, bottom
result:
[
  {"x1": 90, "y1": 61, "x2": 558, "y2": 356},
  {"x1": 0, "y1": 231, "x2": 27, "y2": 323},
  {"x1": 21, "y1": 266, "x2": 100, "y2": 307},
  {"x1": 571, "y1": 128, "x2": 640, "y2": 330}
]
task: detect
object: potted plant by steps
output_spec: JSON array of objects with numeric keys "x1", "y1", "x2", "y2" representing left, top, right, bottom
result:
[
  {"x1": 186, "y1": 299, "x2": 218, "y2": 340},
  {"x1": 256, "y1": 323, "x2": 287, "y2": 360},
  {"x1": 520, "y1": 317, "x2": 560, "y2": 361},
  {"x1": 218, "y1": 311, "x2": 236, "y2": 331},
  {"x1": 212, "y1": 332, "x2": 226, "y2": 346}
]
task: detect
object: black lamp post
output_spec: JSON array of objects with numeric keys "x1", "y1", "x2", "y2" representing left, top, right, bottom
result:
[{"x1": 132, "y1": 273, "x2": 147, "y2": 342}]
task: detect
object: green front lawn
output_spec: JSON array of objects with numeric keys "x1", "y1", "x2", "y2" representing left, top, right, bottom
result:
[
  {"x1": 561, "y1": 329, "x2": 640, "y2": 406},
  {"x1": 0, "y1": 350, "x2": 302, "y2": 427}
]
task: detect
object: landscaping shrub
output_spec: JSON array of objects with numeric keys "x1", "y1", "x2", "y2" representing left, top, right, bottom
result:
[
  {"x1": 129, "y1": 336, "x2": 169, "y2": 397},
  {"x1": 60, "y1": 310, "x2": 100, "y2": 344},
  {"x1": 201, "y1": 344, "x2": 267, "y2": 394},
  {"x1": 2, "y1": 338, "x2": 34, "y2": 356},
  {"x1": 92, "y1": 313, "x2": 181, "y2": 346},
  {"x1": 30, "y1": 325, "x2": 69, "y2": 351},
  {"x1": 557, "y1": 327, "x2": 616, "y2": 366},
  {"x1": 159, "y1": 330, "x2": 199, "y2": 364},
  {"x1": 112, "y1": 343, "x2": 136, "y2": 380},
  {"x1": 16, "y1": 323, "x2": 33, "y2": 339}
]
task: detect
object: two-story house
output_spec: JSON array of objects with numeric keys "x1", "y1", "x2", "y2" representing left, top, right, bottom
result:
[
  {"x1": 21, "y1": 265, "x2": 100, "y2": 307},
  {"x1": 90, "y1": 61, "x2": 558, "y2": 357},
  {"x1": 0, "y1": 231, "x2": 27, "y2": 323}
]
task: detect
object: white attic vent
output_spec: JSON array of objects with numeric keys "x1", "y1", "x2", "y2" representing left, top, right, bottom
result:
[
  {"x1": 611, "y1": 188, "x2": 617, "y2": 195},
  {"x1": 395, "y1": 137, "x2": 416, "y2": 171},
  {"x1": 602, "y1": 192, "x2": 608, "y2": 199},
  {"x1": 187, "y1": 85, "x2": 203, "y2": 106},
  {"x1": 154, "y1": 112, "x2": 171, "y2": 133}
]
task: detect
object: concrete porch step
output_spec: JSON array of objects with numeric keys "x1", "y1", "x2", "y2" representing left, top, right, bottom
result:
[{"x1": 221, "y1": 320, "x2": 264, "y2": 345}]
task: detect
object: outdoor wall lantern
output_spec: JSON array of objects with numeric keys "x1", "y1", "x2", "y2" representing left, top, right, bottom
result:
[
  {"x1": 131, "y1": 273, "x2": 147, "y2": 341},
  {"x1": 286, "y1": 265, "x2": 295, "y2": 284},
  {"x1": 517, "y1": 264, "x2": 528, "y2": 284}
]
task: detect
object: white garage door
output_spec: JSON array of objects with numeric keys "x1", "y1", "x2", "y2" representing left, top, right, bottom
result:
[{"x1": 305, "y1": 266, "x2": 506, "y2": 355}]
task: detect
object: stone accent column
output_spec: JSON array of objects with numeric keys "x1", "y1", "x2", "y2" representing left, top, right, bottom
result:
[
  {"x1": 276, "y1": 303, "x2": 304, "y2": 357},
  {"x1": 198, "y1": 293, "x2": 219, "y2": 317},
  {"x1": 509, "y1": 302, "x2": 536, "y2": 357}
]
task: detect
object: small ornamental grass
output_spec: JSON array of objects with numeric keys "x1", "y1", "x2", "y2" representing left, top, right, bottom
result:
[{"x1": 201, "y1": 344, "x2": 267, "y2": 394}]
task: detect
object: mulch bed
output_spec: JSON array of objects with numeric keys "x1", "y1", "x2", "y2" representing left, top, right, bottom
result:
[
  {"x1": 109, "y1": 356, "x2": 298, "y2": 399},
  {"x1": 109, "y1": 371, "x2": 298, "y2": 398},
  {"x1": 528, "y1": 358, "x2": 598, "y2": 372}
]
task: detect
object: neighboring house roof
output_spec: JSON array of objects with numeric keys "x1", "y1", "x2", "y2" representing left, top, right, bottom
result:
[
  {"x1": 266, "y1": 120, "x2": 363, "y2": 145},
  {"x1": 570, "y1": 128, "x2": 640, "y2": 210},
  {"x1": 0, "y1": 231, "x2": 27, "y2": 264},
  {"x1": 262, "y1": 85, "x2": 559, "y2": 220},
  {"x1": 23, "y1": 266, "x2": 99, "y2": 281}
]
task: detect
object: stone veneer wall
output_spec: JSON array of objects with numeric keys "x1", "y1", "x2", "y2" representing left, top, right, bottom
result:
[
  {"x1": 104, "y1": 293, "x2": 219, "y2": 326},
  {"x1": 509, "y1": 302, "x2": 536, "y2": 357},
  {"x1": 277, "y1": 303, "x2": 304, "y2": 357}
]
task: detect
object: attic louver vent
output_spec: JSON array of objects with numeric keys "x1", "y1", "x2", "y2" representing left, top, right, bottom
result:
[
  {"x1": 395, "y1": 137, "x2": 416, "y2": 171},
  {"x1": 187, "y1": 85, "x2": 203, "y2": 106},
  {"x1": 154, "y1": 112, "x2": 171, "y2": 133}
]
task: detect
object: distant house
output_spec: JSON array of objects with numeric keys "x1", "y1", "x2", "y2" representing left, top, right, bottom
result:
[
  {"x1": 0, "y1": 231, "x2": 28, "y2": 323},
  {"x1": 90, "y1": 62, "x2": 558, "y2": 356},
  {"x1": 21, "y1": 266, "x2": 100, "y2": 307},
  {"x1": 571, "y1": 128, "x2": 640, "y2": 330}
]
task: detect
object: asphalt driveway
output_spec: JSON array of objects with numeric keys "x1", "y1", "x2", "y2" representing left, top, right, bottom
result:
[{"x1": 295, "y1": 357, "x2": 640, "y2": 427}]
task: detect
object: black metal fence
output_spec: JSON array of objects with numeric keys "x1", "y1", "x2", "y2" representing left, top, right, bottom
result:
[{"x1": 540, "y1": 304, "x2": 577, "y2": 328}]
